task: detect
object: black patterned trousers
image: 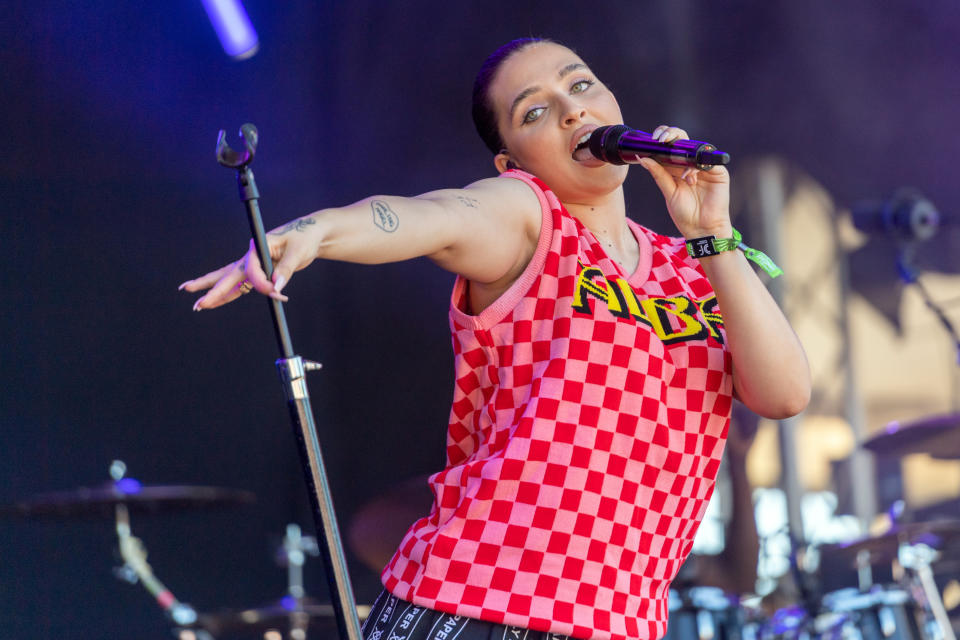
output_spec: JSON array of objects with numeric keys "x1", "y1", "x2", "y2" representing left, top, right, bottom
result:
[{"x1": 363, "y1": 590, "x2": 574, "y2": 640}]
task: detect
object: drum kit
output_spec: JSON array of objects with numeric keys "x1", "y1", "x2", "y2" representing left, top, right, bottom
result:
[
  {"x1": 5, "y1": 413, "x2": 960, "y2": 640},
  {"x1": 660, "y1": 412, "x2": 960, "y2": 640},
  {"x1": 0, "y1": 459, "x2": 369, "y2": 639}
]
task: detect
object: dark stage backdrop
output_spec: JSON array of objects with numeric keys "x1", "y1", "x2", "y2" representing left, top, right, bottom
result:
[{"x1": 2, "y1": 1, "x2": 958, "y2": 638}]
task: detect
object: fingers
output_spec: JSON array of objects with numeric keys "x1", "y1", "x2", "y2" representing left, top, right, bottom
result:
[
  {"x1": 178, "y1": 262, "x2": 237, "y2": 293},
  {"x1": 182, "y1": 229, "x2": 305, "y2": 311},
  {"x1": 647, "y1": 124, "x2": 695, "y2": 183},
  {"x1": 269, "y1": 232, "x2": 322, "y2": 297},
  {"x1": 193, "y1": 258, "x2": 252, "y2": 310},
  {"x1": 649, "y1": 125, "x2": 728, "y2": 183},
  {"x1": 188, "y1": 249, "x2": 281, "y2": 311},
  {"x1": 646, "y1": 124, "x2": 701, "y2": 185},
  {"x1": 240, "y1": 240, "x2": 278, "y2": 298},
  {"x1": 638, "y1": 157, "x2": 678, "y2": 200},
  {"x1": 269, "y1": 246, "x2": 306, "y2": 298},
  {"x1": 651, "y1": 125, "x2": 689, "y2": 143}
]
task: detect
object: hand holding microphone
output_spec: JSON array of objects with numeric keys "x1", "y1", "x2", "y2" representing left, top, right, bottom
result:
[
  {"x1": 588, "y1": 124, "x2": 730, "y2": 171},
  {"x1": 613, "y1": 124, "x2": 732, "y2": 242}
]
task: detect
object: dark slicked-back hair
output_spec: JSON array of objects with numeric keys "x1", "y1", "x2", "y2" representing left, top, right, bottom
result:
[{"x1": 471, "y1": 37, "x2": 551, "y2": 155}]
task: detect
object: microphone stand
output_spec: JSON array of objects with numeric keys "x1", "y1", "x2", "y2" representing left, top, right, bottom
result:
[
  {"x1": 215, "y1": 124, "x2": 363, "y2": 640},
  {"x1": 897, "y1": 242, "x2": 960, "y2": 365}
]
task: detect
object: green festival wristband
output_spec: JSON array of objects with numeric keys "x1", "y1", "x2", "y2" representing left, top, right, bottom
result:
[{"x1": 685, "y1": 227, "x2": 784, "y2": 278}]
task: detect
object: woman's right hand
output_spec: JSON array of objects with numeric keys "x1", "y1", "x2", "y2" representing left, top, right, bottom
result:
[{"x1": 179, "y1": 215, "x2": 322, "y2": 310}]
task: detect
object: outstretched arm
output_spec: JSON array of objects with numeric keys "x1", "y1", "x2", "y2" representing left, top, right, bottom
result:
[
  {"x1": 639, "y1": 126, "x2": 810, "y2": 420},
  {"x1": 181, "y1": 176, "x2": 541, "y2": 309}
]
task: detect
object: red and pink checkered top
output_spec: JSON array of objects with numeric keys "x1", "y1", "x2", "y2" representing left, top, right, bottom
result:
[{"x1": 381, "y1": 170, "x2": 733, "y2": 640}]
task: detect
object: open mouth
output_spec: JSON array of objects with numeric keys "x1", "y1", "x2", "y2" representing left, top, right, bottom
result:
[{"x1": 572, "y1": 131, "x2": 593, "y2": 160}]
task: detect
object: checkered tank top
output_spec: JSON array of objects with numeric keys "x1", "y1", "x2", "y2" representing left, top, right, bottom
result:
[{"x1": 381, "y1": 170, "x2": 733, "y2": 640}]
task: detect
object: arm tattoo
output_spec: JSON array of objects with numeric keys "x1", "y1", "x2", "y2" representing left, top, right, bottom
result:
[
  {"x1": 271, "y1": 218, "x2": 316, "y2": 235},
  {"x1": 371, "y1": 200, "x2": 400, "y2": 232},
  {"x1": 456, "y1": 195, "x2": 479, "y2": 209}
]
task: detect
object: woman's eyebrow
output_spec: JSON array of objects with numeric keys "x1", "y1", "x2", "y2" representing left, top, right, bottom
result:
[
  {"x1": 558, "y1": 62, "x2": 587, "y2": 78},
  {"x1": 509, "y1": 87, "x2": 540, "y2": 119},
  {"x1": 508, "y1": 63, "x2": 589, "y2": 119}
]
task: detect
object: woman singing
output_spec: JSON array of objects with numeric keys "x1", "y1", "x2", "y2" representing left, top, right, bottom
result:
[{"x1": 182, "y1": 38, "x2": 810, "y2": 640}]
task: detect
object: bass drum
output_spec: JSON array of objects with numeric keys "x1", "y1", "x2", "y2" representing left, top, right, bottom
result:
[{"x1": 662, "y1": 587, "x2": 766, "y2": 640}]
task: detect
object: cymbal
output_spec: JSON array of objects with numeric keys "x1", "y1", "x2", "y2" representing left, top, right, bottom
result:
[
  {"x1": 861, "y1": 413, "x2": 960, "y2": 459},
  {"x1": 819, "y1": 520, "x2": 960, "y2": 567},
  {"x1": 0, "y1": 480, "x2": 256, "y2": 518},
  {"x1": 912, "y1": 497, "x2": 960, "y2": 524},
  {"x1": 196, "y1": 597, "x2": 370, "y2": 636}
]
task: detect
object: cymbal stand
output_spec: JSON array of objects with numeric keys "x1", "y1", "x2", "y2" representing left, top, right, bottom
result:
[
  {"x1": 215, "y1": 124, "x2": 362, "y2": 640},
  {"x1": 277, "y1": 523, "x2": 320, "y2": 640},
  {"x1": 109, "y1": 461, "x2": 200, "y2": 630},
  {"x1": 900, "y1": 543, "x2": 956, "y2": 640}
]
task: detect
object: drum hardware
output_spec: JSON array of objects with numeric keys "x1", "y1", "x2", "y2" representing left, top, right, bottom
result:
[
  {"x1": 765, "y1": 604, "x2": 809, "y2": 639},
  {"x1": 663, "y1": 587, "x2": 766, "y2": 640},
  {"x1": 816, "y1": 585, "x2": 926, "y2": 640},
  {"x1": 278, "y1": 523, "x2": 321, "y2": 601},
  {"x1": 1, "y1": 458, "x2": 371, "y2": 639},
  {"x1": 0, "y1": 459, "x2": 258, "y2": 639},
  {"x1": 804, "y1": 523, "x2": 960, "y2": 640},
  {"x1": 184, "y1": 523, "x2": 368, "y2": 640},
  {"x1": 900, "y1": 544, "x2": 956, "y2": 640},
  {"x1": 108, "y1": 461, "x2": 201, "y2": 629},
  {"x1": 275, "y1": 523, "x2": 321, "y2": 640},
  {"x1": 193, "y1": 599, "x2": 371, "y2": 639}
]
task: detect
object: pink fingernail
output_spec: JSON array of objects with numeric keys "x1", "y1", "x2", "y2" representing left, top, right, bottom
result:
[
  {"x1": 178, "y1": 281, "x2": 189, "y2": 291},
  {"x1": 274, "y1": 275, "x2": 287, "y2": 294}
]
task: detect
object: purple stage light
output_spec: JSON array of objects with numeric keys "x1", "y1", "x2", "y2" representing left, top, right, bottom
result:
[{"x1": 201, "y1": 0, "x2": 259, "y2": 60}]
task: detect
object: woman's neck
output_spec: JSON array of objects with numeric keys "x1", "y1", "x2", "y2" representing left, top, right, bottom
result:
[{"x1": 565, "y1": 188, "x2": 639, "y2": 273}]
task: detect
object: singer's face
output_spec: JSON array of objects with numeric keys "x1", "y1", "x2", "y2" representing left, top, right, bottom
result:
[{"x1": 489, "y1": 43, "x2": 628, "y2": 202}]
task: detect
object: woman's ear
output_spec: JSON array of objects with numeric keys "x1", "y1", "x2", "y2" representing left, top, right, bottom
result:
[{"x1": 494, "y1": 150, "x2": 517, "y2": 174}]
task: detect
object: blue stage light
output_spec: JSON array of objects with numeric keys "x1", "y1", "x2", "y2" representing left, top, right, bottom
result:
[{"x1": 201, "y1": 0, "x2": 259, "y2": 60}]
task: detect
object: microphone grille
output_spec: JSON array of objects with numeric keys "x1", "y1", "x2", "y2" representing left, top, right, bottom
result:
[{"x1": 588, "y1": 125, "x2": 630, "y2": 165}]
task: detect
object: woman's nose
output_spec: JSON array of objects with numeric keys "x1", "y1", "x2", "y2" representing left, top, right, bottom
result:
[{"x1": 560, "y1": 97, "x2": 587, "y2": 126}]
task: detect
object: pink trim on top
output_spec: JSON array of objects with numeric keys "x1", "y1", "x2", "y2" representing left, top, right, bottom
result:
[
  {"x1": 450, "y1": 170, "x2": 658, "y2": 331},
  {"x1": 449, "y1": 169, "x2": 555, "y2": 331},
  {"x1": 625, "y1": 218, "x2": 655, "y2": 286}
]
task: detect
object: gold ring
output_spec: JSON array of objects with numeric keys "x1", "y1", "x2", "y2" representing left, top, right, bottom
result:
[{"x1": 238, "y1": 280, "x2": 253, "y2": 294}]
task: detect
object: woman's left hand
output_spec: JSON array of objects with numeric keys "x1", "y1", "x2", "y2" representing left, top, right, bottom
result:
[
  {"x1": 638, "y1": 125, "x2": 732, "y2": 240},
  {"x1": 642, "y1": 128, "x2": 811, "y2": 420}
]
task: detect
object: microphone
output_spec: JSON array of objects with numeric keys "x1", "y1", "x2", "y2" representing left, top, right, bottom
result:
[
  {"x1": 851, "y1": 189, "x2": 940, "y2": 241},
  {"x1": 588, "y1": 124, "x2": 730, "y2": 170}
]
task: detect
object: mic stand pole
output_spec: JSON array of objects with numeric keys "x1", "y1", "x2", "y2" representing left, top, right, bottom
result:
[
  {"x1": 215, "y1": 123, "x2": 363, "y2": 640},
  {"x1": 897, "y1": 243, "x2": 960, "y2": 365}
]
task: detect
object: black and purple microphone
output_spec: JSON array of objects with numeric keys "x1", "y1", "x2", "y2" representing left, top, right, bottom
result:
[{"x1": 588, "y1": 125, "x2": 730, "y2": 171}]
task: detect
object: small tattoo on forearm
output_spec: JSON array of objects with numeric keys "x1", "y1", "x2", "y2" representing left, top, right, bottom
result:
[
  {"x1": 371, "y1": 200, "x2": 399, "y2": 232},
  {"x1": 271, "y1": 218, "x2": 316, "y2": 235},
  {"x1": 456, "y1": 196, "x2": 479, "y2": 209}
]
